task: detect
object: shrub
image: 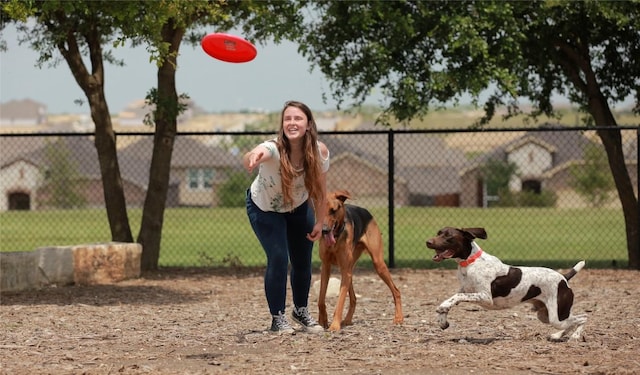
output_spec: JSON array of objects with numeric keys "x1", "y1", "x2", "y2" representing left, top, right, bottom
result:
[
  {"x1": 495, "y1": 190, "x2": 557, "y2": 207},
  {"x1": 218, "y1": 171, "x2": 253, "y2": 207}
]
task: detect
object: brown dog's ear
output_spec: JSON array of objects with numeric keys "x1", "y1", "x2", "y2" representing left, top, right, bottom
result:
[
  {"x1": 461, "y1": 227, "x2": 487, "y2": 240},
  {"x1": 334, "y1": 190, "x2": 351, "y2": 203}
]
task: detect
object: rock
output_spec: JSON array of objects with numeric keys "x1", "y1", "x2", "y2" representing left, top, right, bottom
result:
[
  {"x1": 312, "y1": 277, "x2": 341, "y2": 299},
  {"x1": 0, "y1": 242, "x2": 142, "y2": 292},
  {"x1": 72, "y1": 242, "x2": 142, "y2": 285}
]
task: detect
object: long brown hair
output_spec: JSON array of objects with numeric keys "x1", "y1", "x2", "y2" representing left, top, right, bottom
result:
[{"x1": 276, "y1": 101, "x2": 323, "y2": 210}]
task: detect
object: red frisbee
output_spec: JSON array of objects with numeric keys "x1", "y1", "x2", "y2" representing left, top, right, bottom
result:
[{"x1": 201, "y1": 33, "x2": 257, "y2": 63}]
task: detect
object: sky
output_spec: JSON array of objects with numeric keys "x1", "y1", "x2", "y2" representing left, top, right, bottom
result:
[
  {"x1": 2, "y1": 24, "x2": 633, "y2": 117},
  {"x1": 0, "y1": 24, "x2": 385, "y2": 115}
]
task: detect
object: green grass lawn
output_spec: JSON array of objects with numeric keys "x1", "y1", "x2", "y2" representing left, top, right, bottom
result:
[{"x1": 0, "y1": 206, "x2": 628, "y2": 269}]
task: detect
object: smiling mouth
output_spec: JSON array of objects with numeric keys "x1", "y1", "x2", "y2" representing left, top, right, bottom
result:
[{"x1": 432, "y1": 249, "x2": 455, "y2": 262}]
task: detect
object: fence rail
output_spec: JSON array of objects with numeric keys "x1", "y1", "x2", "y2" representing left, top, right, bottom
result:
[{"x1": 0, "y1": 126, "x2": 637, "y2": 269}]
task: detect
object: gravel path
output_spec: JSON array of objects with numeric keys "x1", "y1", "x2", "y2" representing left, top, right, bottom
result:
[{"x1": 2, "y1": 267, "x2": 638, "y2": 374}]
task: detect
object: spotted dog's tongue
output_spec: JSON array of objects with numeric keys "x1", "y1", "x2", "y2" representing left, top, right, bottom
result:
[
  {"x1": 432, "y1": 249, "x2": 455, "y2": 262},
  {"x1": 323, "y1": 231, "x2": 336, "y2": 246}
]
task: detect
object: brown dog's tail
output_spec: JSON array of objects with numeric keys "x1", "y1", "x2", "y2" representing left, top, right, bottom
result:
[{"x1": 563, "y1": 260, "x2": 585, "y2": 281}]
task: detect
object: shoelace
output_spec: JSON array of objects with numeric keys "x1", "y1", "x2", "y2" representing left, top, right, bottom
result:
[
  {"x1": 274, "y1": 313, "x2": 292, "y2": 329},
  {"x1": 295, "y1": 307, "x2": 318, "y2": 325}
]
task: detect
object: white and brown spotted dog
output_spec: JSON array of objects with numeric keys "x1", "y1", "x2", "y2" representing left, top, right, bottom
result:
[{"x1": 426, "y1": 227, "x2": 587, "y2": 341}]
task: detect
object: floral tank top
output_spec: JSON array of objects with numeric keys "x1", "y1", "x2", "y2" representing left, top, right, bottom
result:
[{"x1": 249, "y1": 139, "x2": 330, "y2": 212}]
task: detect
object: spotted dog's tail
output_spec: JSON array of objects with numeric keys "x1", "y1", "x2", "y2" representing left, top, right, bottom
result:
[{"x1": 563, "y1": 260, "x2": 586, "y2": 281}]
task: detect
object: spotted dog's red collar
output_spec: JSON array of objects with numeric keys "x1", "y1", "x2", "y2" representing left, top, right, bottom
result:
[{"x1": 459, "y1": 248, "x2": 483, "y2": 267}]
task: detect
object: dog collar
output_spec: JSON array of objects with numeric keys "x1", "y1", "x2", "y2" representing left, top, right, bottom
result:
[{"x1": 459, "y1": 248, "x2": 483, "y2": 267}]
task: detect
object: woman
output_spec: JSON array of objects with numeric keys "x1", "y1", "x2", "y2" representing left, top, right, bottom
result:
[{"x1": 243, "y1": 100, "x2": 330, "y2": 334}]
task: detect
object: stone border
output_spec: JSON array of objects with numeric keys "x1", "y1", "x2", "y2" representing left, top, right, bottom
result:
[{"x1": 1, "y1": 242, "x2": 142, "y2": 292}]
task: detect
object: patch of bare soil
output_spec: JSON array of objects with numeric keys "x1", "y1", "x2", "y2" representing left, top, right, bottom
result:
[{"x1": 1, "y1": 268, "x2": 639, "y2": 374}]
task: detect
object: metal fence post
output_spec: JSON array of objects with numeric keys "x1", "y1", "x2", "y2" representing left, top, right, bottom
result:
[{"x1": 388, "y1": 129, "x2": 395, "y2": 268}]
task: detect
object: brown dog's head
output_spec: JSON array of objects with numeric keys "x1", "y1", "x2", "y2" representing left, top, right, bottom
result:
[
  {"x1": 321, "y1": 190, "x2": 351, "y2": 246},
  {"x1": 426, "y1": 227, "x2": 487, "y2": 262}
]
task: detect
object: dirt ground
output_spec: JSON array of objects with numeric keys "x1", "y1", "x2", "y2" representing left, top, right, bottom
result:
[{"x1": 1, "y1": 267, "x2": 639, "y2": 375}]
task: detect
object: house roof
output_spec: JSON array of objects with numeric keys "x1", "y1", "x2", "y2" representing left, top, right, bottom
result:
[
  {"x1": 463, "y1": 125, "x2": 594, "y2": 173},
  {"x1": 504, "y1": 135, "x2": 557, "y2": 154},
  {"x1": 0, "y1": 99, "x2": 47, "y2": 120},
  {"x1": 10, "y1": 136, "x2": 103, "y2": 179},
  {"x1": 119, "y1": 136, "x2": 240, "y2": 169},
  {"x1": 2, "y1": 135, "x2": 240, "y2": 190},
  {"x1": 0, "y1": 136, "x2": 48, "y2": 168},
  {"x1": 119, "y1": 136, "x2": 241, "y2": 186},
  {"x1": 321, "y1": 125, "x2": 467, "y2": 196},
  {"x1": 351, "y1": 122, "x2": 467, "y2": 168},
  {"x1": 400, "y1": 165, "x2": 461, "y2": 195},
  {"x1": 322, "y1": 134, "x2": 388, "y2": 171}
]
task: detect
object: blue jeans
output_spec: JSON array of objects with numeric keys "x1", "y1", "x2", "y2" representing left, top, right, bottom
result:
[{"x1": 246, "y1": 190, "x2": 315, "y2": 316}]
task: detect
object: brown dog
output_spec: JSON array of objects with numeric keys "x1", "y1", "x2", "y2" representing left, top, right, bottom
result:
[{"x1": 318, "y1": 190, "x2": 403, "y2": 331}]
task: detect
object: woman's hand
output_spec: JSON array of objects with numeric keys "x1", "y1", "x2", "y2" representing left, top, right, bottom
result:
[
  {"x1": 244, "y1": 151, "x2": 263, "y2": 172},
  {"x1": 243, "y1": 145, "x2": 269, "y2": 173},
  {"x1": 306, "y1": 221, "x2": 324, "y2": 242}
]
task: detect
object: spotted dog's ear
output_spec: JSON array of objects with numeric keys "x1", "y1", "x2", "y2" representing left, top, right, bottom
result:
[{"x1": 461, "y1": 227, "x2": 487, "y2": 240}]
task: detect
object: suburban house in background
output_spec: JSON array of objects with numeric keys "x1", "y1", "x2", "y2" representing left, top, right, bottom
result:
[
  {"x1": 119, "y1": 136, "x2": 241, "y2": 207},
  {"x1": 0, "y1": 99, "x2": 47, "y2": 127},
  {"x1": 322, "y1": 122, "x2": 468, "y2": 207},
  {"x1": 1, "y1": 99, "x2": 636, "y2": 211},
  {"x1": 459, "y1": 127, "x2": 638, "y2": 208},
  {"x1": 322, "y1": 123, "x2": 637, "y2": 209},
  {"x1": 0, "y1": 135, "x2": 241, "y2": 212}
]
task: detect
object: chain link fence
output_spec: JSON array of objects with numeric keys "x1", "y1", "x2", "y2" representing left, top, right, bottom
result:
[{"x1": 0, "y1": 127, "x2": 637, "y2": 269}]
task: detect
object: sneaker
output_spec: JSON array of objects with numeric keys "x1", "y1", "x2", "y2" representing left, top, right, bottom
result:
[
  {"x1": 270, "y1": 311, "x2": 295, "y2": 334},
  {"x1": 291, "y1": 306, "x2": 324, "y2": 333}
]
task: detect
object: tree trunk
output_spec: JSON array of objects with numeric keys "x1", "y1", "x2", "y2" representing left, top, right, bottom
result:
[
  {"x1": 589, "y1": 94, "x2": 639, "y2": 269},
  {"x1": 555, "y1": 37, "x2": 639, "y2": 270},
  {"x1": 58, "y1": 22, "x2": 133, "y2": 243},
  {"x1": 138, "y1": 21, "x2": 185, "y2": 271},
  {"x1": 92, "y1": 99, "x2": 134, "y2": 242}
]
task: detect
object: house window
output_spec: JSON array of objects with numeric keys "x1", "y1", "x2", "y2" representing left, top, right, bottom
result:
[
  {"x1": 203, "y1": 169, "x2": 214, "y2": 189},
  {"x1": 187, "y1": 168, "x2": 214, "y2": 190}
]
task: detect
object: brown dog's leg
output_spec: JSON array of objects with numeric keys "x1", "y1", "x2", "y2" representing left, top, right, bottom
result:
[
  {"x1": 329, "y1": 244, "x2": 356, "y2": 332},
  {"x1": 330, "y1": 269, "x2": 352, "y2": 331},
  {"x1": 366, "y1": 221, "x2": 404, "y2": 325},
  {"x1": 343, "y1": 276, "x2": 357, "y2": 327},
  {"x1": 317, "y1": 259, "x2": 331, "y2": 329},
  {"x1": 373, "y1": 261, "x2": 403, "y2": 324}
]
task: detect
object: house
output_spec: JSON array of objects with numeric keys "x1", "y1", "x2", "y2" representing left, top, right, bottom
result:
[
  {"x1": 324, "y1": 124, "x2": 635, "y2": 209},
  {"x1": 0, "y1": 136, "x2": 147, "y2": 211},
  {"x1": 457, "y1": 126, "x2": 636, "y2": 208},
  {"x1": 392, "y1": 131, "x2": 467, "y2": 207},
  {"x1": 0, "y1": 135, "x2": 241, "y2": 211},
  {"x1": 0, "y1": 157, "x2": 42, "y2": 210},
  {"x1": 321, "y1": 123, "x2": 467, "y2": 207},
  {"x1": 119, "y1": 136, "x2": 241, "y2": 207},
  {"x1": 0, "y1": 99, "x2": 47, "y2": 127}
]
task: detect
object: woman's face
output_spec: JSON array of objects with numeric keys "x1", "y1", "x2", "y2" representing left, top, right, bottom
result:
[{"x1": 282, "y1": 106, "x2": 308, "y2": 143}]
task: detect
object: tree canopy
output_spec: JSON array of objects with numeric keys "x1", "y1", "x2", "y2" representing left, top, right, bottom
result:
[
  {"x1": 295, "y1": 0, "x2": 639, "y2": 268},
  {"x1": 298, "y1": 0, "x2": 639, "y2": 124},
  {"x1": 2, "y1": 0, "x2": 301, "y2": 270}
]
